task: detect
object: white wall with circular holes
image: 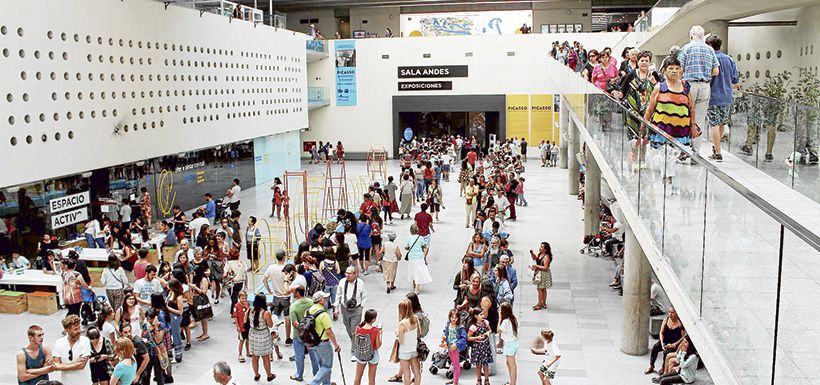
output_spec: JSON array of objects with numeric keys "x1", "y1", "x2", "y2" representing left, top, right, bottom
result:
[{"x1": 0, "y1": 0, "x2": 309, "y2": 188}]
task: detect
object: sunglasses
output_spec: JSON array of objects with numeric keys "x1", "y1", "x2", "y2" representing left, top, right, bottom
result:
[{"x1": 68, "y1": 349, "x2": 73, "y2": 361}]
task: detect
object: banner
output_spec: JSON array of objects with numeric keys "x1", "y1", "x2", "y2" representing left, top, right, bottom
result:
[
  {"x1": 335, "y1": 40, "x2": 357, "y2": 106},
  {"x1": 51, "y1": 207, "x2": 88, "y2": 229},
  {"x1": 506, "y1": 95, "x2": 529, "y2": 142},
  {"x1": 401, "y1": 10, "x2": 532, "y2": 37},
  {"x1": 49, "y1": 191, "x2": 90, "y2": 214},
  {"x1": 530, "y1": 94, "x2": 556, "y2": 144}
]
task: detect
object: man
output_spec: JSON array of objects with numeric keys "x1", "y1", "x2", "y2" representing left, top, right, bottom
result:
[
  {"x1": 520, "y1": 137, "x2": 528, "y2": 162},
  {"x1": 519, "y1": 23, "x2": 531, "y2": 34},
  {"x1": 121, "y1": 323, "x2": 150, "y2": 385},
  {"x1": 212, "y1": 361, "x2": 239, "y2": 385},
  {"x1": 500, "y1": 255, "x2": 518, "y2": 292},
  {"x1": 413, "y1": 203, "x2": 434, "y2": 255},
  {"x1": 67, "y1": 251, "x2": 96, "y2": 323},
  {"x1": 120, "y1": 198, "x2": 132, "y2": 231},
  {"x1": 334, "y1": 267, "x2": 366, "y2": 361},
  {"x1": 705, "y1": 34, "x2": 739, "y2": 162},
  {"x1": 174, "y1": 239, "x2": 195, "y2": 263},
  {"x1": 678, "y1": 25, "x2": 720, "y2": 160},
  {"x1": 161, "y1": 221, "x2": 177, "y2": 247},
  {"x1": 464, "y1": 178, "x2": 479, "y2": 229},
  {"x1": 227, "y1": 178, "x2": 242, "y2": 212},
  {"x1": 189, "y1": 211, "x2": 210, "y2": 242},
  {"x1": 229, "y1": 210, "x2": 243, "y2": 250},
  {"x1": 289, "y1": 286, "x2": 319, "y2": 382},
  {"x1": 17, "y1": 325, "x2": 54, "y2": 385},
  {"x1": 505, "y1": 173, "x2": 519, "y2": 221},
  {"x1": 466, "y1": 147, "x2": 477, "y2": 170},
  {"x1": 263, "y1": 250, "x2": 293, "y2": 344},
  {"x1": 307, "y1": 291, "x2": 341, "y2": 385},
  {"x1": 52, "y1": 315, "x2": 91, "y2": 385},
  {"x1": 494, "y1": 189, "x2": 511, "y2": 222},
  {"x1": 202, "y1": 193, "x2": 217, "y2": 225},
  {"x1": 133, "y1": 265, "x2": 165, "y2": 306}
]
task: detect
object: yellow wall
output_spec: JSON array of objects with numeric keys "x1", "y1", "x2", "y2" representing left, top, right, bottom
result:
[
  {"x1": 506, "y1": 94, "x2": 530, "y2": 142},
  {"x1": 530, "y1": 94, "x2": 555, "y2": 144}
]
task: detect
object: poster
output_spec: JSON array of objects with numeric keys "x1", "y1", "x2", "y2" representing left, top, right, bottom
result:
[
  {"x1": 335, "y1": 40, "x2": 357, "y2": 106},
  {"x1": 530, "y1": 94, "x2": 556, "y2": 144},
  {"x1": 557, "y1": 25, "x2": 566, "y2": 33},
  {"x1": 506, "y1": 94, "x2": 529, "y2": 141},
  {"x1": 402, "y1": 10, "x2": 532, "y2": 37},
  {"x1": 549, "y1": 25, "x2": 557, "y2": 33}
]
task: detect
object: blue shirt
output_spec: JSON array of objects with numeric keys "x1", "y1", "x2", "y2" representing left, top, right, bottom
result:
[
  {"x1": 355, "y1": 223, "x2": 372, "y2": 249},
  {"x1": 678, "y1": 40, "x2": 719, "y2": 82},
  {"x1": 204, "y1": 199, "x2": 216, "y2": 219},
  {"x1": 165, "y1": 228, "x2": 177, "y2": 246},
  {"x1": 112, "y1": 360, "x2": 137, "y2": 385},
  {"x1": 506, "y1": 265, "x2": 518, "y2": 291},
  {"x1": 709, "y1": 51, "x2": 739, "y2": 106}
]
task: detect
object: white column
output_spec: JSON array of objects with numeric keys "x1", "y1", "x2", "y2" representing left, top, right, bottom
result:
[
  {"x1": 621, "y1": 226, "x2": 651, "y2": 355},
  {"x1": 583, "y1": 146, "x2": 601, "y2": 236}
]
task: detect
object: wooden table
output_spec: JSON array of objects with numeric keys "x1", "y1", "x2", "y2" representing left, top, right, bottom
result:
[{"x1": 0, "y1": 270, "x2": 64, "y2": 305}]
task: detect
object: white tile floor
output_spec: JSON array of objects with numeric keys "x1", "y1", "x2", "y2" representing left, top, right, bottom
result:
[{"x1": 0, "y1": 158, "x2": 662, "y2": 385}]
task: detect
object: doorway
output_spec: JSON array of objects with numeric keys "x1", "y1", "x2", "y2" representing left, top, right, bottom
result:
[
  {"x1": 338, "y1": 17, "x2": 350, "y2": 39},
  {"x1": 398, "y1": 111, "x2": 499, "y2": 149}
]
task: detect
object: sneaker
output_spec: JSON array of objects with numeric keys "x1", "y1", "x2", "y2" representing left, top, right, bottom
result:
[
  {"x1": 708, "y1": 153, "x2": 723, "y2": 162},
  {"x1": 739, "y1": 146, "x2": 753, "y2": 155},
  {"x1": 285, "y1": 338, "x2": 293, "y2": 346},
  {"x1": 765, "y1": 153, "x2": 774, "y2": 162}
]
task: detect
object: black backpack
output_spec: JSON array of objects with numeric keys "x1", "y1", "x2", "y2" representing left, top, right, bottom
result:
[{"x1": 297, "y1": 308, "x2": 326, "y2": 347}]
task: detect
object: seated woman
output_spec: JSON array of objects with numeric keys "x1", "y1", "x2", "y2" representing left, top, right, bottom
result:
[
  {"x1": 653, "y1": 336, "x2": 698, "y2": 384},
  {"x1": 646, "y1": 307, "x2": 686, "y2": 374}
]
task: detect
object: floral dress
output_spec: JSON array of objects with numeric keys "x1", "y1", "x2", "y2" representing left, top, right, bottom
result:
[{"x1": 469, "y1": 320, "x2": 494, "y2": 366}]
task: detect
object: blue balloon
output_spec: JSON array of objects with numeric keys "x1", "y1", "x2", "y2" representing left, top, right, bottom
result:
[{"x1": 403, "y1": 127, "x2": 414, "y2": 141}]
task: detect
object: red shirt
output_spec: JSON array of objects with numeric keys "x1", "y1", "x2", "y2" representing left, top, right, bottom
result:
[
  {"x1": 355, "y1": 325, "x2": 380, "y2": 349},
  {"x1": 233, "y1": 302, "x2": 250, "y2": 332},
  {"x1": 467, "y1": 151, "x2": 477, "y2": 165},
  {"x1": 423, "y1": 167, "x2": 433, "y2": 180},
  {"x1": 414, "y1": 212, "x2": 433, "y2": 236}
]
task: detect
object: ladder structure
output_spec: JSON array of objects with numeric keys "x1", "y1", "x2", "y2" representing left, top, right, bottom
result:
[
  {"x1": 321, "y1": 159, "x2": 349, "y2": 220},
  {"x1": 366, "y1": 146, "x2": 388, "y2": 184},
  {"x1": 283, "y1": 170, "x2": 309, "y2": 254}
]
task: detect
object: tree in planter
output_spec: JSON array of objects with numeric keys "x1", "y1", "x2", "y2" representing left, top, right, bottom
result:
[
  {"x1": 790, "y1": 70, "x2": 820, "y2": 164},
  {"x1": 739, "y1": 71, "x2": 792, "y2": 161}
]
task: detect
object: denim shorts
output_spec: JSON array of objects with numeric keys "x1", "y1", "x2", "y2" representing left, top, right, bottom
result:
[
  {"x1": 356, "y1": 348, "x2": 379, "y2": 364},
  {"x1": 398, "y1": 350, "x2": 418, "y2": 361},
  {"x1": 502, "y1": 339, "x2": 519, "y2": 356}
]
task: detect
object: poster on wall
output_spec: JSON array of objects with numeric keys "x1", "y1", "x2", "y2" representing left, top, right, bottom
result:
[
  {"x1": 335, "y1": 40, "x2": 357, "y2": 106},
  {"x1": 530, "y1": 95, "x2": 556, "y2": 144},
  {"x1": 401, "y1": 10, "x2": 532, "y2": 37},
  {"x1": 506, "y1": 95, "x2": 530, "y2": 141},
  {"x1": 557, "y1": 25, "x2": 566, "y2": 33},
  {"x1": 575, "y1": 24, "x2": 583, "y2": 32}
]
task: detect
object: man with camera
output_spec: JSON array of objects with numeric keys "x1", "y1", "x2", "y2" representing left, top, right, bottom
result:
[{"x1": 334, "y1": 266, "x2": 366, "y2": 361}]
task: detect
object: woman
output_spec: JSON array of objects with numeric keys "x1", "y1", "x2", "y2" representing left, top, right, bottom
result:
[
  {"x1": 582, "y1": 49, "x2": 599, "y2": 82},
  {"x1": 529, "y1": 242, "x2": 553, "y2": 311},
  {"x1": 458, "y1": 160, "x2": 470, "y2": 197},
  {"x1": 457, "y1": 273, "x2": 484, "y2": 311},
  {"x1": 646, "y1": 307, "x2": 686, "y2": 375},
  {"x1": 106, "y1": 224, "x2": 122, "y2": 250},
  {"x1": 119, "y1": 235, "x2": 137, "y2": 272},
  {"x1": 224, "y1": 248, "x2": 247, "y2": 314},
  {"x1": 494, "y1": 266, "x2": 514, "y2": 305},
  {"x1": 353, "y1": 309, "x2": 382, "y2": 385},
  {"x1": 61, "y1": 258, "x2": 90, "y2": 317},
  {"x1": 654, "y1": 336, "x2": 699, "y2": 384},
  {"x1": 381, "y1": 232, "x2": 401, "y2": 293},
  {"x1": 140, "y1": 187, "x2": 152, "y2": 227},
  {"x1": 396, "y1": 299, "x2": 420, "y2": 385},
  {"x1": 355, "y1": 214, "x2": 372, "y2": 274},
  {"x1": 592, "y1": 50, "x2": 618, "y2": 92},
  {"x1": 479, "y1": 296, "x2": 499, "y2": 376},
  {"x1": 166, "y1": 279, "x2": 186, "y2": 363},
  {"x1": 465, "y1": 233, "x2": 487, "y2": 276},
  {"x1": 88, "y1": 327, "x2": 114, "y2": 385},
  {"x1": 115, "y1": 293, "x2": 144, "y2": 336},
  {"x1": 110, "y1": 338, "x2": 137, "y2": 385},
  {"x1": 192, "y1": 265, "x2": 211, "y2": 341},
  {"x1": 405, "y1": 224, "x2": 433, "y2": 294},
  {"x1": 102, "y1": 255, "x2": 129, "y2": 312},
  {"x1": 150, "y1": 292, "x2": 174, "y2": 380},
  {"x1": 204, "y1": 237, "x2": 225, "y2": 304},
  {"x1": 614, "y1": 50, "x2": 657, "y2": 165},
  {"x1": 452, "y1": 257, "x2": 476, "y2": 306},
  {"x1": 427, "y1": 179, "x2": 443, "y2": 222},
  {"x1": 248, "y1": 295, "x2": 276, "y2": 382},
  {"x1": 467, "y1": 307, "x2": 493, "y2": 385},
  {"x1": 644, "y1": 56, "x2": 696, "y2": 149},
  {"x1": 271, "y1": 186, "x2": 283, "y2": 220},
  {"x1": 398, "y1": 174, "x2": 414, "y2": 219},
  {"x1": 246, "y1": 216, "x2": 262, "y2": 271},
  {"x1": 336, "y1": 141, "x2": 344, "y2": 163},
  {"x1": 319, "y1": 251, "x2": 341, "y2": 310},
  {"x1": 96, "y1": 305, "x2": 118, "y2": 342},
  {"x1": 497, "y1": 302, "x2": 519, "y2": 385}
]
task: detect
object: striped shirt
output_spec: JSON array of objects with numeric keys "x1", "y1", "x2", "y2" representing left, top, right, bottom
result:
[{"x1": 678, "y1": 40, "x2": 719, "y2": 82}]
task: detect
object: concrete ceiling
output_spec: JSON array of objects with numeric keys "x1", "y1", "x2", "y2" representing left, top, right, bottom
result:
[{"x1": 251, "y1": 0, "x2": 654, "y2": 12}]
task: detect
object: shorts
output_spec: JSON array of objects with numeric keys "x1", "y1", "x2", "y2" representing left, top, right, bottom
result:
[
  {"x1": 502, "y1": 339, "x2": 519, "y2": 356},
  {"x1": 181, "y1": 307, "x2": 192, "y2": 327},
  {"x1": 708, "y1": 105, "x2": 730, "y2": 126},
  {"x1": 356, "y1": 349, "x2": 380, "y2": 364},
  {"x1": 421, "y1": 235, "x2": 431, "y2": 246},
  {"x1": 371, "y1": 236, "x2": 382, "y2": 245},
  {"x1": 442, "y1": 164, "x2": 451, "y2": 172},
  {"x1": 238, "y1": 330, "x2": 249, "y2": 340},
  {"x1": 398, "y1": 350, "x2": 418, "y2": 361},
  {"x1": 350, "y1": 253, "x2": 361, "y2": 260},
  {"x1": 271, "y1": 297, "x2": 291, "y2": 318},
  {"x1": 430, "y1": 203, "x2": 440, "y2": 212}
]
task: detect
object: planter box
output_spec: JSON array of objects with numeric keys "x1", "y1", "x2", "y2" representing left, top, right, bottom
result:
[
  {"x1": 27, "y1": 291, "x2": 58, "y2": 315},
  {"x1": 88, "y1": 267, "x2": 104, "y2": 287},
  {"x1": 0, "y1": 291, "x2": 28, "y2": 314}
]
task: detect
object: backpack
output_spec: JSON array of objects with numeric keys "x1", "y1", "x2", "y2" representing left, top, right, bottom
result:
[
  {"x1": 416, "y1": 311, "x2": 430, "y2": 338},
  {"x1": 297, "y1": 308, "x2": 326, "y2": 347},
  {"x1": 352, "y1": 329, "x2": 374, "y2": 361},
  {"x1": 371, "y1": 223, "x2": 381, "y2": 237},
  {"x1": 306, "y1": 270, "x2": 325, "y2": 296}
]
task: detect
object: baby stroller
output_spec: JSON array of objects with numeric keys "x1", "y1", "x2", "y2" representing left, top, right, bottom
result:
[
  {"x1": 580, "y1": 232, "x2": 605, "y2": 257},
  {"x1": 429, "y1": 347, "x2": 471, "y2": 378},
  {"x1": 215, "y1": 196, "x2": 232, "y2": 220}
]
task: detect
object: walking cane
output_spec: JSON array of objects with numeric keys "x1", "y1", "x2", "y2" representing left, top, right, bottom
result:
[{"x1": 336, "y1": 350, "x2": 347, "y2": 385}]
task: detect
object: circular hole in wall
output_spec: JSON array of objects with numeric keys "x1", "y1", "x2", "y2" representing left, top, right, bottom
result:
[
  {"x1": 24, "y1": 115, "x2": 30, "y2": 123},
  {"x1": 10, "y1": 137, "x2": 16, "y2": 146},
  {"x1": 68, "y1": 131, "x2": 74, "y2": 139},
  {"x1": 55, "y1": 132, "x2": 61, "y2": 141},
  {"x1": 38, "y1": 113, "x2": 45, "y2": 122},
  {"x1": 5, "y1": 93, "x2": 12, "y2": 103},
  {"x1": 60, "y1": 32, "x2": 66, "y2": 41},
  {"x1": 2, "y1": 48, "x2": 8, "y2": 57},
  {"x1": 20, "y1": 71, "x2": 26, "y2": 80},
  {"x1": 22, "y1": 93, "x2": 28, "y2": 102},
  {"x1": 26, "y1": 135, "x2": 32, "y2": 144},
  {"x1": 755, "y1": 70, "x2": 760, "y2": 78},
  {"x1": 47, "y1": 31, "x2": 53, "y2": 39},
  {"x1": 18, "y1": 49, "x2": 25, "y2": 58},
  {"x1": 41, "y1": 134, "x2": 47, "y2": 143},
  {"x1": 8, "y1": 116, "x2": 15, "y2": 125}
]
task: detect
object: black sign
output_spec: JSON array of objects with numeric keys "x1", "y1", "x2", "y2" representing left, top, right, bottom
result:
[
  {"x1": 398, "y1": 81, "x2": 453, "y2": 91},
  {"x1": 398, "y1": 65, "x2": 468, "y2": 78}
]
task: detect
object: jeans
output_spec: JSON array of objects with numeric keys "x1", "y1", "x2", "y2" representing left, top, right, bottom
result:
[
  {"x1": 293, "y1": 337, "x2": 319, "y2": 380},
  {"x1": 84, "y1": 233, "x2": 97, "y2": 248},
  {"x1": 324, "y1": 285, "x2": 338, "y2": 311},
  {"x1": 658, "y1": 373, "x2": 685, "y2": 384},
  {"x1": 416, "y1": 181, "x2": 425, "y2": 200},
  {"x1": 139, "y1": 355, "x2": 165, "y2": 385},
  {"x1": 309, "y1": 341, "x2": 334, "y2": 385},
  {"x1": 170, "y1": 312, "x2": 183, "y2": 360},
  {"x1": 516, "y1": 193, "x2": 528, "y2": 206},
  {"x1": 229, "y1": 282, "x2": 244, "y2": 315}
]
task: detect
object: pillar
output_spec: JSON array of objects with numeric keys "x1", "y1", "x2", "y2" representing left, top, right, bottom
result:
[
  {"x1": 567, "y1": 115, "x2": 580, "y2": 196},
  {"x1": 583, "y1": 145, "x2": 601, "y2": 236},
  {"x1": 621, "y1": 226, "x2": 651, "y2": 355},
  {"x1": 706, "y1": 20, "x2": 729, "y2": 54},
  {"x1": 559, "y1": 96, "x2": 569, "y2": 169}
]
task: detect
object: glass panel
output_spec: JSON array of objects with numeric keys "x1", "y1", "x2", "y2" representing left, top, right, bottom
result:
[
  {"x1": 791, "y1": 105, "x2": 820, "y2": 204},
  {"x1": 637, "y1": 142, "x2": 667, "y2": 247},
  {"x1": 701, "y1": 175, "x2": 781, "y2": 385},
  {"x1": 774, "y1": 230, "x2": 820, "y2": 385}
]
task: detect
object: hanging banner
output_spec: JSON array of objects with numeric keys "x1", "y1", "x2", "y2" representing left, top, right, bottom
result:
[
  {"x1": 505, "y1": 95, "x2": 529, "y2": 141},
  {"x1": 401, "y1": 10, "x2": 533, "y2": 37},
  {"x1": 530, "y1": 94, "x2": 556, "y2": 144},
  {"x1": 335, "y1": 40, "x2": 357, "y2": 106},
  {"x1": 51, "y1": 207, "x2": 88, "y2": 229}
]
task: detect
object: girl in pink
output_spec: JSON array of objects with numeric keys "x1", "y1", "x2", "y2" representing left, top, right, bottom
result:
[{"x1": 515, "y1": 177, "x2": 527, "y2": 206}]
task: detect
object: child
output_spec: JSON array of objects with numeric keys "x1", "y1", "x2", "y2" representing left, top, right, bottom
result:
[
  {"x1": 272, "y1": 186, "x2": 283, "y2": 220},
  {"x1": 269, "y1": 311, "x2": 285, "y2": 360},
  {"x1": 467, "y1": 308, "x2": 493, "y2": 385},
  {"x1": 233, "y1": 291, "x2": 250, "y2": 363},
  {"x1": 531, "y1": 329, "x2": 562, "y2": 385},
  {"x1": 515, "y1": 177, "x2": 528, "y2": 207},
  {"x1": 441, "y1": 309, "x2": 467, "y2": 385}
]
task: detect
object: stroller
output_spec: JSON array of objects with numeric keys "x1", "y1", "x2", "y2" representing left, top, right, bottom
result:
[
  {"x1": 429, "y1": 347, "x2": 471, "y2": 379},
  {"x1": 214, "y1": 196, "x2": 232, "y2": 220},
  {"x1": 580, "y1": 233, "x2": 605, "y2": 257}
]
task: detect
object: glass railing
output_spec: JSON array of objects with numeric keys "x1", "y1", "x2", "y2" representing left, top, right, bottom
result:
[
  {"x1": 166, "y1": 0, "x2": 264, "y2": 24},
  {"x1": 565, "y1": 91, "x2": 820, "y2": 385},
  {"x1": 307, "y1": 87, "x2": 329, "y2": 105},
  {"x1": 306, "y1": 40, "x2": 328, "y2": 54}
]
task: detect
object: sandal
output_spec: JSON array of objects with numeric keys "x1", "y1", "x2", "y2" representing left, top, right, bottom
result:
[
  {"x1": 644, "y1": 367, "x2": 654, "y2": 375},
  {"x1": 532, "y1": 304, "x2": 543, "y2": 311},
  {"x1": 388, "y1": 374, "x2": 402, "y2": 383},
  {"x1": 238, "y1": 356, "x2": 246, "y2": 363}
]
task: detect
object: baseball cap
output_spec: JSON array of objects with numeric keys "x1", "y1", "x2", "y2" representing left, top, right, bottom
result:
[{"x1": 312, "y1": 291, "x2": 331, "y2": 302}]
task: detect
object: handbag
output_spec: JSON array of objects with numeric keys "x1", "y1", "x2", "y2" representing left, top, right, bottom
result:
[
  {"x1": 192, "y1": 293, "x2": 213, "y2": 321},
  {"x1": 389, "y1": 339, "x2": 400, "y2": 363},
  {"x1": 416, "y1": 337, "x2": 430, "y2": 361}
]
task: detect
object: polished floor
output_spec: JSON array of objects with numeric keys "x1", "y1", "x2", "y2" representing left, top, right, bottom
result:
[{"x1": 0, "y1": 159, "x2": 663, "y2": 385}]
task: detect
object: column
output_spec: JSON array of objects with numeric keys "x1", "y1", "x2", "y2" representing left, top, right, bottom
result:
[
  {"x1": 706, "y1": 20, "x2": 729, "y2": 53},
  {"x1": 567, "y1": 116, "x2": 580, "y2": 196},
  {"x1": 559, "y1": 95, "x2": 569, "y2": 169},
  {"x1": 583, "y1": 145, "x2": 601, "y2": 237},
  {"x1": 621, "y1": 226, "x2": 651, "y2": 355}
]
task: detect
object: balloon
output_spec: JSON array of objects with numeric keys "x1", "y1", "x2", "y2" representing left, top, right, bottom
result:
[{"x1": 403, "y1": 127, "x2": 414, "y2": 141}]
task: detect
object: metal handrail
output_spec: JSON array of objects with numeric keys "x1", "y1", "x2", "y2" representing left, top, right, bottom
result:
[{"x1": 574, "y1": 92, "x2": 820, "y2": 251}]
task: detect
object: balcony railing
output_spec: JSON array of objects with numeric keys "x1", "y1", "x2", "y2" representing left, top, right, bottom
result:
[
  {"x1": 306, "y1": 40, "x2": 328, "y2": 54},
  {"x1": 308, "y1": 87, "x2": 329, "y2": 109}
]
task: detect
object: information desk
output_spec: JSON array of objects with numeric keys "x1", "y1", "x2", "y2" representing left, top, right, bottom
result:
[{"x1": 0, "y1": 270, "x2": 64, "y2": 306}]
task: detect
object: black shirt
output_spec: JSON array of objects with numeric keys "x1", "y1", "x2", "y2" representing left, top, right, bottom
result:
[
  {"x1": 506, "y1": 179, "x2": 519, "y2": 199},
  {"x1": 131, "y1": 336, "x2": 149, "y2": 370},
  {"x1": 74, "y1": 259, "x2": 92, "y2": 285}
]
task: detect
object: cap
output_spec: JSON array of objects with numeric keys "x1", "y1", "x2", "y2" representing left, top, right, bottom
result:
[{"x1": 312, "y1": 291, "x2": 331, "y2": 302}]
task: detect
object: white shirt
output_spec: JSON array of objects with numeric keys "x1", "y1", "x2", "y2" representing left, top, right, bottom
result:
[
  {"x1": 84, "y1": 220, "x2": 99, "y2": 236},
  {"x1": 335, "y1": 278, "x2": 366, "y2": 309},
  {"x1": 190, "y1": 217, "x2": 210, "y2": 239},
  {"x1": 499, "y1": 319, "x2": 518, "y2": 343},
  {"x1": 101, "y1": 267, "x2": 129, "y2": 290},
  {"x1": 264, "y1": 263, "x2": 288, "y2": 297},
  {"x1": 119, "y1": 204, "x2": 132, "y2": 222},
  {"x1": 344, "y1": 233, "x2": 358, "y2": 255},
  {"x1": 53, "y1": 335, "x2": 92, "y2": 385},
  {"x1": 441, "y1": 154, "x2": 451, "y2": 165},
  {"x1": 382, "y1": 241, "x2": 400, "y2": 263},
  {"x1": 174, "y1": 248, "x2": 195, "y2": 262},
  {"x1": 133, "y1": 278, "x2": 163, "y2": 303},
  {"x1": 290, "y1": 274, "x2": 307, "y2": 302},
  {"x1": 482, "y1": 218, "x2": 505, "y2": 234},
  {"x1": 229, "y1": 185, "x2": 242, "y2": 203},
  {"x1": 102, "y1": 321, "x2": 117, "y2": 340},
  {"x1": 495, "y1": 195, "x2": 510, "y2": 214},
  {"x1": 541, "y1": 338, "x2": 562, "y2": 370}
]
